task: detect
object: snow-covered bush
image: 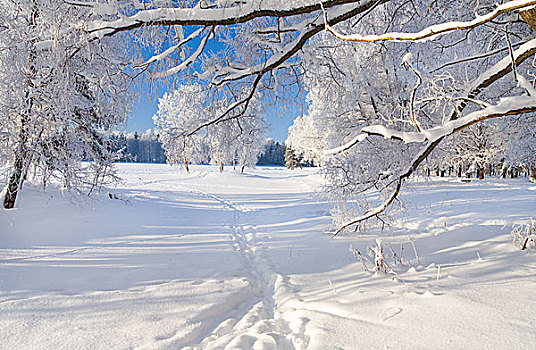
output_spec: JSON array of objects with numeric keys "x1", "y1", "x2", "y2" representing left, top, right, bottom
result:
[
  {"x1": 350, "y1": 238, "x2": 416, "y2": 277},
  {"x1": 511, "y1": 220, "x2": 536, "y2": 251}
]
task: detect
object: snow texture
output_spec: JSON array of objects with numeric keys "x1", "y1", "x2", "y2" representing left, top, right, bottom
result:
[{"x1": 1, "y1": 164, "x2": 536, "y2": 349}]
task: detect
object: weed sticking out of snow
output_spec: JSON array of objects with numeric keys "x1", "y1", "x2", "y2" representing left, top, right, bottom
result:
[{"x1": 349, "y1": 238, "x2": 416, "y2": 280}]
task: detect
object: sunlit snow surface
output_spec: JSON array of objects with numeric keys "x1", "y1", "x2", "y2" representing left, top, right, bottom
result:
[{"x1": 1, "y1": 164, "x2": 536, "y2": 349}]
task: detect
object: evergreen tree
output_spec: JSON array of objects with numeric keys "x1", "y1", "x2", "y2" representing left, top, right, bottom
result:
[{"x1": 285, "y1": 147, "x2": 303, "y2": 170}]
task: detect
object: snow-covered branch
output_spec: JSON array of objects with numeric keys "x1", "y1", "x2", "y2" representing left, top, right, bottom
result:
[
  {"x1": 331, "y1": 92, "x2": 536, "y2": 234},
  {"x1": 212, "y1": 2, "x2": 382, "y2": 85},
  {"x1": 153, "y1": 26, "x2": 214, "y2": 78},
  {"x1": 324, "y1": 32, "x2": 536, "y2": 234},
  {"x1": 363, "y1": 95, "x2": 536, "y2": 144},
  {"x1": 188, "y1": 73, "x2": 264, "y2": 135},
  {"x1": 323, "y1": 0, "x2": 536, "y2": 42},
  {"x1": 133, "y1": 26, "x2": 206, "y2": 69},
  {"x1": 87, "y1": 0, "x2": 367, "y2": 38},
  {"x1": 324, "y1": 38, "x2": 536, "y2": 156},
  {"x1": 333, "y1": 179, "x2": 402, "y2": 236}
]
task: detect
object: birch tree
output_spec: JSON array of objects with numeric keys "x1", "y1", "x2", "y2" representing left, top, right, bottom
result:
[{"x1": 0, "y1": 0, "x2": 132, "y2": 208}]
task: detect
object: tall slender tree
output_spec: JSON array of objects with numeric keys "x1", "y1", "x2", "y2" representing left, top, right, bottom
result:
[{"x1": 0, "y1": 0, "x2": 132, "y2": 208}]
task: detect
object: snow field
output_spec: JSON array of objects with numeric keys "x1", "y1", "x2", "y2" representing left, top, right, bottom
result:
[{"x1": 1, "y1": 164, "x2": 536, "y2": 349}]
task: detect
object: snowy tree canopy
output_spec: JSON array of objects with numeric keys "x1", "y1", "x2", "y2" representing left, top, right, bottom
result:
[{"x1": 0, "y1": 0, "x2": 133, "y2": 208}]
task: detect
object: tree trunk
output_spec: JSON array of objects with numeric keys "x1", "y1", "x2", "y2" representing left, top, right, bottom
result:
[
  {"x1": 501, "y1": 166, "x2": 508, "y2": 179},
  {"x1": 477, "y1": 167, "x2": 484, "y2": 180},
  {"x1": 219, "y1": 161, "x2": 224, "y2": 173},
  {"x1": 3, "y1": 152, "x2": 27, "y2": 209},
  {"x1": 241, "y1": 165, "x2": 245, "y2": 173},
  {"x1": 184, "y1": 156, "x2": 190, "y2": 173},
  {"x1": 530, "y1": 165, "x2": 535, "y2": 182},
  {"x1": 3, "y1": 3, "x2": 39, "y2": 209}
]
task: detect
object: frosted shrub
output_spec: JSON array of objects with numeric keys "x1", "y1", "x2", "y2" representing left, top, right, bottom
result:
[
  {"x1": 350, "y1": 238, "x2": 412, "y2": 277},
  {"x1": 511, "y1": 219, "x2": 536, "y2": 250},
  {"x1": 368, "y1": 239, "x2": 387, "y2": 273}
]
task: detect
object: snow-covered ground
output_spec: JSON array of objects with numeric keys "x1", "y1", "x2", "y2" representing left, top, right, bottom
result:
[{"x1": 1, "y1": 164, "x2": 536, "y2": 349}]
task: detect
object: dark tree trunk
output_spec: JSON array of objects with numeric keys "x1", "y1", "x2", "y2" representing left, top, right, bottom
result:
[
  {"x1": 501, "y1": 167, "x2": 508, "y2": 179},
  {"x1": 4, "y1": 3, "x2": 38, "y2": 209},
  {"x1": 477, "y1": 167, "x2": 484, "y2": 180},
  {"x1": 3, "y1": 153, "x2": 26, "y2": 209}
]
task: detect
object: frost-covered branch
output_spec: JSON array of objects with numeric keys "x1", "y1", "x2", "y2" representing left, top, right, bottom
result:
[
  {"x1": 87, "y1": 0, "x2": 369, "y2": 38},
  {"x1": 212, "y1": 1, "x2": 383, "y2": 85},
  {"x1": 153, "y1": 26, "x2": 215, "y2": 78},
  {"x1": 429, "y1": 40, "x2": 529, "y2": 73},
  {"x1": 403, "y1": 55, "x2": 424, "y2": 132},
  {"x1": 323, "y1": 0, "x2": 536, "y2": 42},
  {"x1": 333, "y1": 179, "x2": 401, "y2": 236},
  {"x1": 133, "y1": 26, "x2": 206, "y2": 69},
  {"x1": 324, "y1": 38, "x2": 536, "y2": 156},
  {"x1": 326, "y1": 34, "x2": 536, "y2": 234},
  {"x1": 187, "y1": 73, "x2": 264, "y2": 135}
]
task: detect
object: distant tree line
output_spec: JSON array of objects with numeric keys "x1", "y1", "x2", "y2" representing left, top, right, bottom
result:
[
  {"x1": 111, "y1": 130, "x2": 166, "y2": 163},
  {"x1": 257, "y1": 139, "x2": 286, "y2": 166},
  {"x1": 110, "y1": 131, "x2": 286, "y2": 166}
]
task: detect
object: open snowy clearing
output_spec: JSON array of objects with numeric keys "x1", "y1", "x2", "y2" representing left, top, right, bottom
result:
[{"x1": 1, "y1": 164, "x2": 536, "y2": 349}]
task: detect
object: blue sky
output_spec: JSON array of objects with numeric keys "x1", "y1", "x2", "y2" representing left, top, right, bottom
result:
[{"x1": 125, "y1": 27, "x2": 303, "y2": 143}]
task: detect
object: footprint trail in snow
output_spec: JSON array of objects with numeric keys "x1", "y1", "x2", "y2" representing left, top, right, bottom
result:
[{"x1": 184, "y1": 189, "x2": 309, "y2": 350}]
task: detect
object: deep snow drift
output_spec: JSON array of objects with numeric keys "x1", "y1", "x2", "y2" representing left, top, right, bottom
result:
[{"x1": 1, "y1": 164, "x2": 536, "y2": 349}]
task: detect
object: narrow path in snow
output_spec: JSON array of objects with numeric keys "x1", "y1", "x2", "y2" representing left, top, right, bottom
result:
[{"x1": 183, "y1": 189, "x2": 308, "y2": 350}]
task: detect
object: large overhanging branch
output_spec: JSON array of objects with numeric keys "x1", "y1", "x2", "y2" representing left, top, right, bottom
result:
[
  {"x1": 323, "y1": 0, "x2": 536, "y2": 42},
  {"x1": 212, "y1": 1, "x2": 386, "y2": 85},
  {"x1": 178, "y1": 1, "x2": 387, "y2": 135},
  {"x1": 328, "y1": 37, "x2": 536, "y2": 235},
  {"x1": 84, "y1": 0, "x2": 386, "y2": 126},
  {"x1": 87, "y1": 0, "x2": 371, "y2": 38},
  {"x1": 363, "y1": 95, "x2": 536, "y2": 144},
  {"x1": 331, "y1": 94, "x2": 536, "y2": 236},
  {"x1": 325, "y1": 38, "x2": 536, "y2": 156}
]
